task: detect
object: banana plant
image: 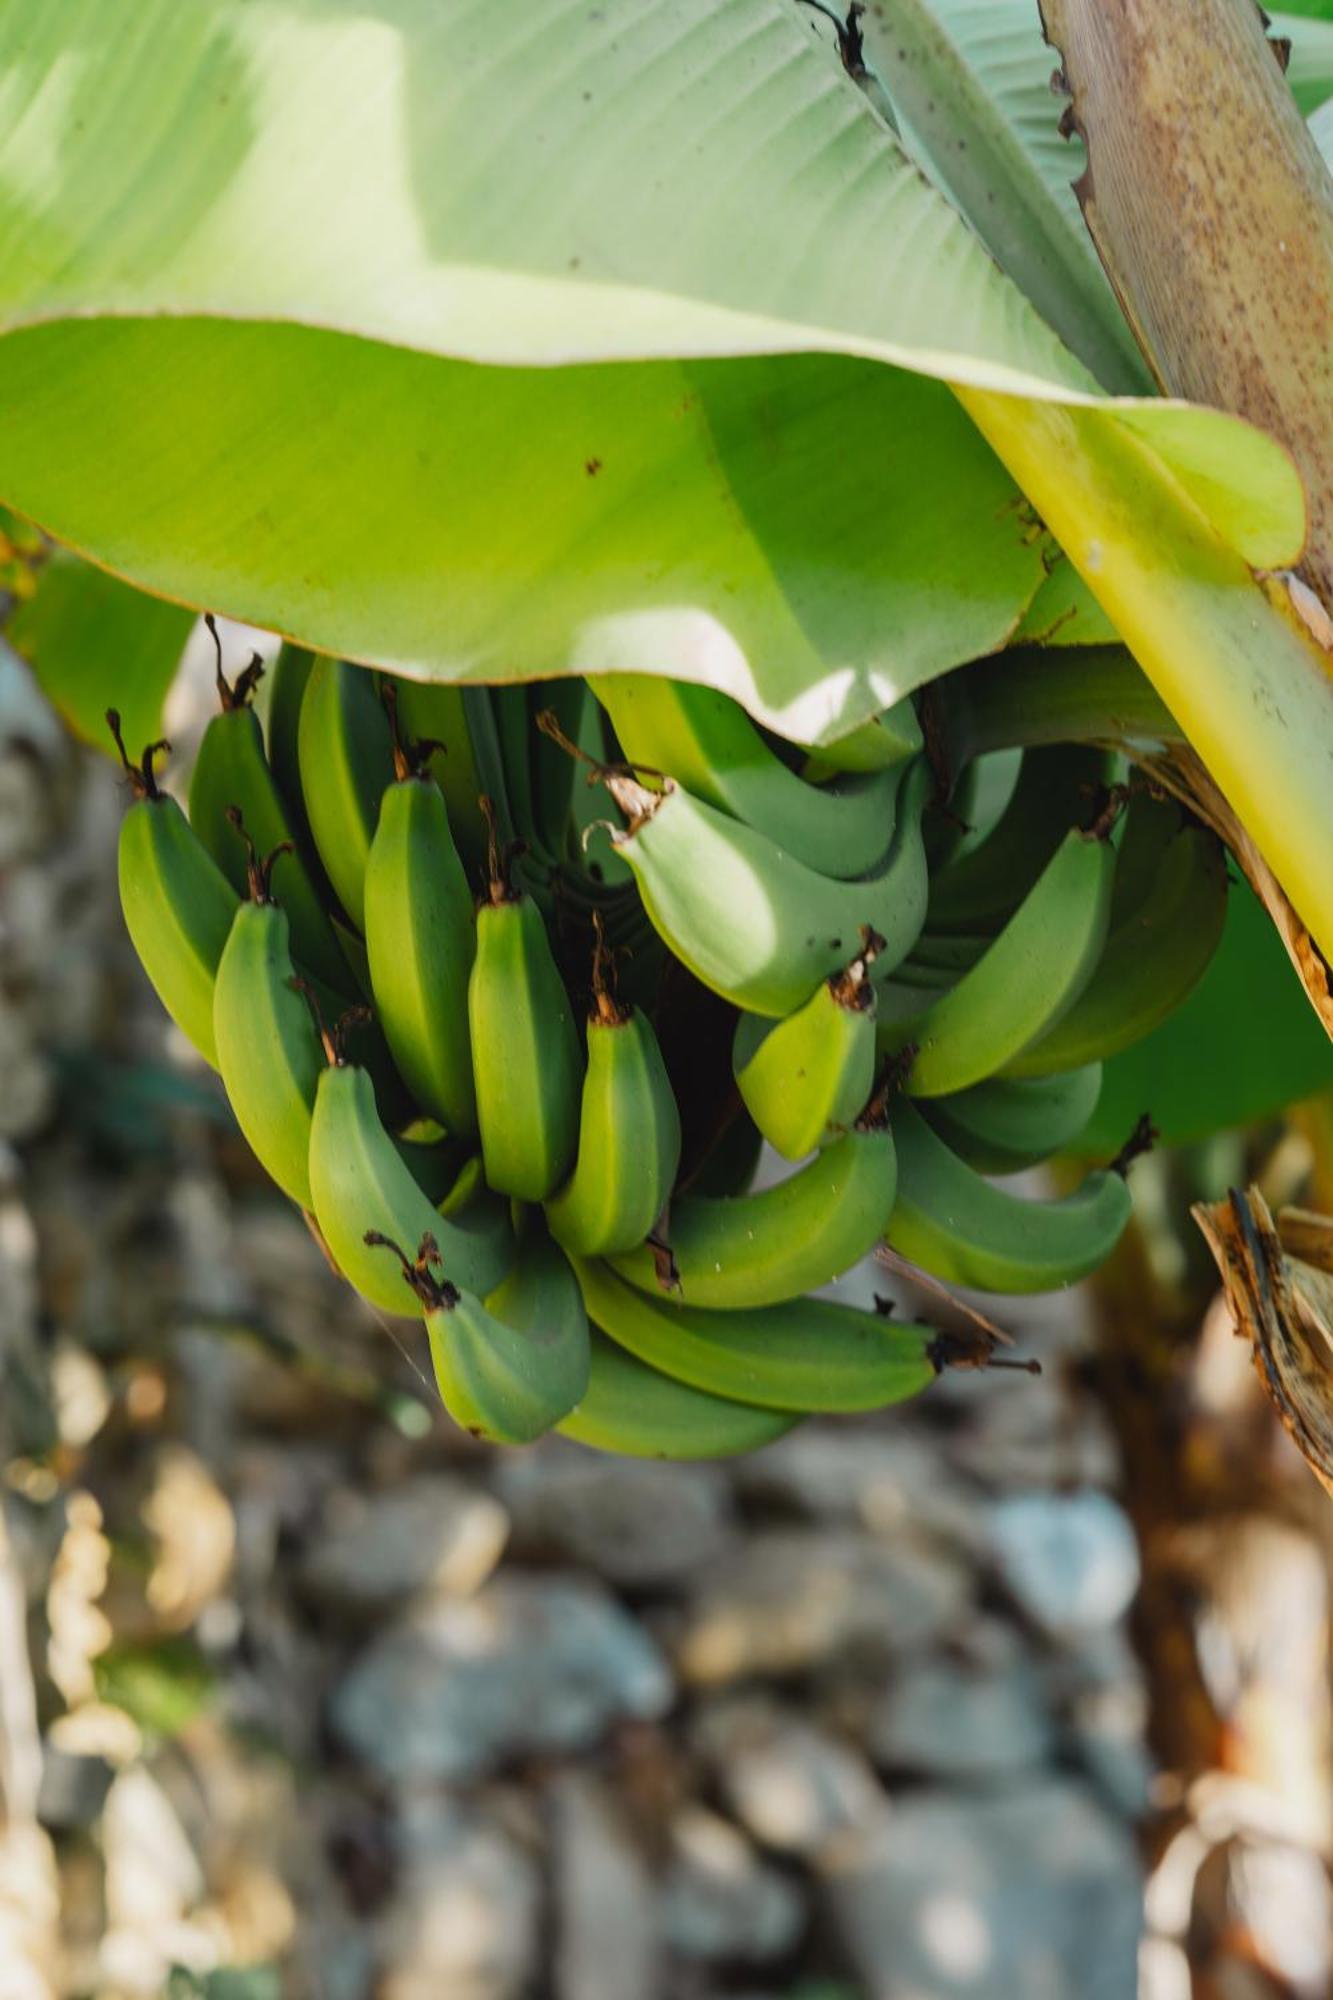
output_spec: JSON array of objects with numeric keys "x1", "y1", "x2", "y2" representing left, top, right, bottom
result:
[{"x1": 7, "y1": 12, "x2": 1333, "y2": 1182}]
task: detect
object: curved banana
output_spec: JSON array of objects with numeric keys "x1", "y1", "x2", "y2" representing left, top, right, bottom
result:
[
  {"x1": 609, "y1": 1112, "x2": 896, "y2": 1310},
  {"x1": 369, "y1": 1229, "x2": 589, "y2": 1444},
  {"x1": 308, "y1": 1058, "x2": 514, "y2": 1313},
  {"x1": 545, "y1": 940, "x2": 681, "y2": 1256},
  {"x1": 595, "y1": 673, "x2": 907, "y2": 879},
  {"x1": 878, "y1": 818, "x2": 1118, "y2": 1096},
  {"x1": 927, "y1": 745, "x2": 1119, "y2": 933},
  {"x1": 732, "y1": 931, "x2": 880, "y2": 1160},
  {"x1": 922, "y1": 1066, "x2": 1104, "y2": 1175},
  {"x1": 605, "y1": 759, "x2": 931, "y2": 1017},
  {"x1": 391, "y1": 677, "x2": 488, "y2": 874},
  {"x1": 109, "y1": 713, "x2": 237, "y2": 1067},
  {"x1": 188, "y1": 631, "x2": 352, "y2": 994},
  {"x1": 364, "y1": 728, "x2": 477, "y2": 1136},
  {"x1": 573, "y1": 1256, "x2": 940, "y2": 1413},
  {"x1": 886, "y1": 1094, "x2": 1134, "y2": 1293},
  {"x1": 212, "y1": 838, "x2": 324, "y2": 1209},
  {"x1": 1005, "y1": 813, "x2": 1229, "y2": 1077},
  {"x1": 469, "y1": 802, "x2": 583, "y2": 1199},
  {"x1": 297, "y1": 656, "x2": 395, "y2": 931},
  {"x1": 800, "y1": 696, "x2": 924, "y2": 776},
  {"x1": 558, "y1": 1330, "x2": 798, "y2": 1458}
]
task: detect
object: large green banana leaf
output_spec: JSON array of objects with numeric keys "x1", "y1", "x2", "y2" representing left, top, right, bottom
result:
[{"x1": 0, "y1": 3, "x2": 1300, "y2": 725}]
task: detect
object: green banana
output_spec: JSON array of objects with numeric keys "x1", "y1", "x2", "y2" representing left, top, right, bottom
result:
[
  {"x1": 109, "y1": 712, "x2": 237, "y2": 1067},
  {"x1": 878, "y1": 816, "x2": 1118, "y2": 1096},
  {"x1": 732, "y1": 930, "x2": 880, "y2": 1160},
  {"x1": 297, "y1": 656, "x2": 395, "y2": 931},
  {"x1": 264, "y1": 640, "x2": 315, "y2": 837},
  {"x1": 605, "y1": 758, "x2": 931, "y2": 1017},
  {"x1": 212, "y1": 825, "x2": 324, "y2": 1209},
  {"x1": 558, "y1": 1330, "x2": 798, "y2": 1458},
  {"x1": 609, "y1": 1110, "x2": 896, "y2": 1309},
  {"x1": 595, "y1": 673, "x2": 908, "y2": 879},
  {"x1": 573, "y1": 1256, "x2": 940, "y2": 1413},
  {"x1": 922, "y1": 1066, "x2": 1104, "y2": 1175},
  {"x1": 886, "y1": 1094, "x2": 1135, "y2": 1293},
  {"x1": 188, "y1": 624, "x2": 352, "y2": 993},
  {"x1": 1004, "y1": 810, "x2": 1229, "y2": 1077},
  {"x1": 308, "y1": 1057, "x2": 514, "y2": 1313},
  {"x1": 545, "y1": 936, "x2": 681, "y2": 1255},
  {"x1": 800, "y1": 696, "x2": 924, "y2": 776},
  {"x1": 469, "y1": 801, "x2": 583, "y2": 1199},
  {"x1": 926, "y1": 745, "x2": 1119, "y2": 933},
  {"x1": 369, "y1": 1228, "x2": 589, "y2": 1444},
  {"x1": 364, "y1": 716, "x2": 477, "y2": 1136},
  {"x1": 391, "y1": 678, "x2": 488, "y2": 873}
]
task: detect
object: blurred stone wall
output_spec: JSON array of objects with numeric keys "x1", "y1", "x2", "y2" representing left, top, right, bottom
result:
[{"x1": 0, "y1": 644, "x2": 1328, "y2": 2000}]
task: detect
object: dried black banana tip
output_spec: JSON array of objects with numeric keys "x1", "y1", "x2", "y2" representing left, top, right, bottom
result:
[
  {"x1": 363, "y1": 1229, "x2": 459, "y2": 1312},
  {"x1": 106, "y1": 708, "x2": 169, "y2": 800}
]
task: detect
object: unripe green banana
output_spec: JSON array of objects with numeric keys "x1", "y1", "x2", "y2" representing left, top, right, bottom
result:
[
  {"x1": 878, "y1": 816, "x2": 1119, "y2": 1096},
  {"x1": 800, "y1": 697, "x2": 924, "y2": 776},
  {"x1": 109, "y1": 713, "x2": 237, "y2": 1067},
  {"x1": 605, "y1": 759, "x2": 931, "y2": 1017},
  {"x1": 927, "y1": 745, "x2": 1119, "y2": 933},
  {"x1": 609, "y1": 1110, "x2": 897, "y2": 1310},
  {"x1": 308, "y1": 1058, "x2": 514, "y2": 1313},
  {"x1": 265, "y1": 639, "x2": 345, "y2": 916},
  {"x1": 297, "y1": 657, "x2": 394, "y2": 931},
  {"x1": 469, "y1": 802, "x2": 583, "y2": 1200},
  {"x1": 1004, "y1": 812, "x2": 1228, "y2": 1077},
  {"x1": 595, "y1": 673, "x2": 908, "y2": 879},
  {"x1": 886, "y1": 1094, "x2": 1136, "y2": 1293},
  {"x1": 573, "y1": 1256, "x2": 941, "y2": 1413},
  {"x1": 922, "y1": 1066, "x2": 1104, "y2": 1175},
  {"x1": 368, "y1": 1228, "x2": 589, "y2": 1444},
  {"x1": 558, "y1": 1330, "x2": 798, "y2": 1458},
  {"x1": 188, "y1": 624, "x2": 352, "y2": 993},
  {"x1": 212, "y1": 828, "x2": 324, "y2": 1209},
  {"x1": 364, "y1": 719, "x2": 477, "y2": 1136},
  {"x1": 545, "y1": 938, "x2": 681, "y2": 1255},
  {"x1": 391, "y1": 678, "x2": 488, "y2": 874},
  {"x1": 732, "y1": 931, "x2": 881, "y2": 1160}
]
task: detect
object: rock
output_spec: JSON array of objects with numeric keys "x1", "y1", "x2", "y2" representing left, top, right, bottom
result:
[
  {"x1": 299, "y1": 1475, "x2": 509, "y2": 1617},
  {"x1": 948, "y1": 1366, "x2": 1121, "y2": 1490},
  {"x1": 1190, "y1": 1835, "x2": 1333, "y2": 1999},
  {"x1": 378, "y1": 1795, "x2": 541, "y2": 2000},
  {"x1": 100, "y1": 1767, "x2": 213, "y2": 1995},
  {"x1": 734, "y1": 1424, "x2": 982, "y2": 1551},
  {"x1": 550, "y1": 1773, "x2": 660, "y2": 2000},
  {"x1": 987, "y1": 1491, "x2": 1139, "y2": 1638},
  {"x1": 823, "y1": 1780, "x2": 1142, "y2": 2000},
  {"x1": 36, "y1": 1743, "x2": 114, "y2": 1831},
  {"x1": 662, "y1": 1807, "x2": 805, "y2": 1966},
  {"x1": 493, "y1": 1447, "x2": 731, "y2": 1587},
  {"x1": 870, "y1": 1653, "x2": 1054, "y2": 1781},
  {"x1": 332, "y1": 1575, "x2": 674, "y2": 1782},
  {"x1": 693, "y1": 1697, "x2": 888, "y2": 1857},
  {"x1": 674, "y1": 1530, "x2": 970, "y2": 1686}
]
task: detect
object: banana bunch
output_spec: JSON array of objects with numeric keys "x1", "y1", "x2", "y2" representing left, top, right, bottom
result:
[{"x1": 109, "y1": 634, "x2": 1229, "y2": 1458}]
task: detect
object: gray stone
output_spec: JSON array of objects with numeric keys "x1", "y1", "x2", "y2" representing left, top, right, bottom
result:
[
  {"x1": 36, "y1": 1744, "x2": 114, "y2": 1831},
  {"x1": 987, "y1": 1491, "x2": 1139, "y2": 1638},
  {"x1": 735, "y1": 1424, "x2": 982, "y2": 1550},
  {"x1": 675, "y1": 1530, "x2": 970, "y2": 1686},
  {"x1": 824, "y1": 1780, "x2": 1143, "y2": 2000},
  {"x1": 493, "y1": 1446, "x2": 732, "y2": 1586},
  {"x1": 870, "y1": 1654, "x2": 1054, "y2": 1781},
  {"x1": 662, "y1": 1807, "x2": 805, "y2": 1965},
  {"x1": 299, "y1": 1475, "x2": 509, "y2": 1616},
  {"x1": 948, "y1": 1367, "x2": 1121, "y2": 1490},
  {"x1": 331, "y1": 1575, "x2": 673, "y2": 1782},
  {"x1": 550, "y1": 1773, "x2": 661, "y2": 2000},
  {"x1": 378, "y1": 1795, "x2": 541, "y2": 2000},
  {"x1": 693, "y1": 1697, "x2": 888, "y2": 1857}
]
